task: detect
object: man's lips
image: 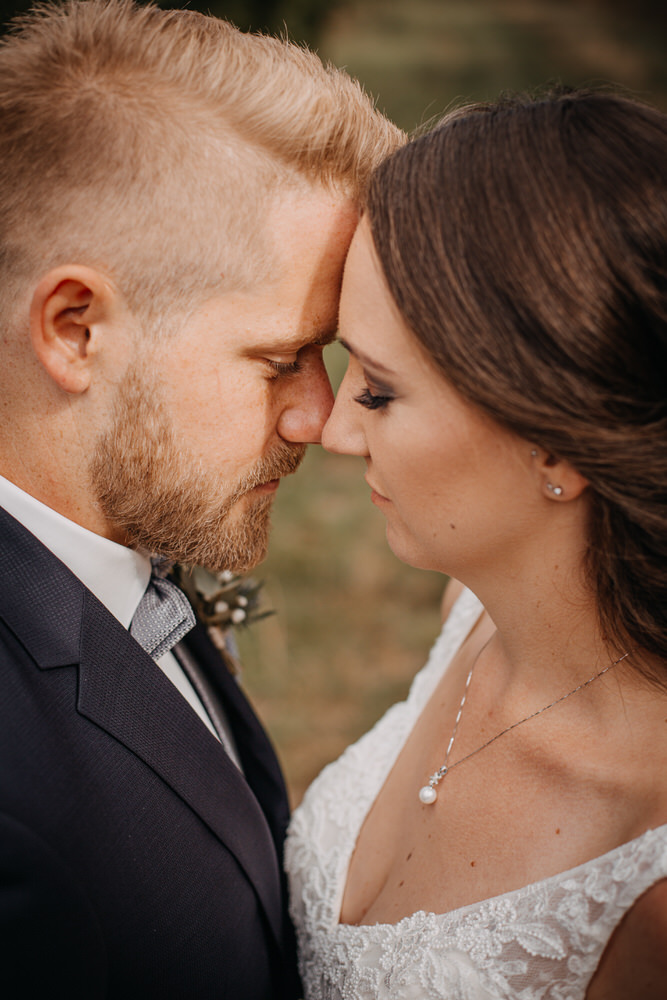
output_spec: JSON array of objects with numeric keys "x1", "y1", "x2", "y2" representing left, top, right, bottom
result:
[{"x1": 251, "y1": 478, "x2": 280, "y2": 495}]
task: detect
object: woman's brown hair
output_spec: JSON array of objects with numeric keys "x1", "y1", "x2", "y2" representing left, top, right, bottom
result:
[{"x1": 366, "y1": 88, "x2": 667, "y2": 674}]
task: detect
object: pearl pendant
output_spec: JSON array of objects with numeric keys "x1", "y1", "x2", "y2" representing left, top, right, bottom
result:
[{"x1": 418, "y1": 785, "x2": 437, "y2": 805}]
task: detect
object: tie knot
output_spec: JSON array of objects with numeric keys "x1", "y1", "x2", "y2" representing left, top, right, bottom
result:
[{"x1": 130, "y1": 565, "x2": 196, "y2": 660}]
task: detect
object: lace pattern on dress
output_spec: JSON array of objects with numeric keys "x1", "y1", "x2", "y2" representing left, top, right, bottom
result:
[{"x1": 285, "y1": 588, "x2": 667, "y2": 1000}]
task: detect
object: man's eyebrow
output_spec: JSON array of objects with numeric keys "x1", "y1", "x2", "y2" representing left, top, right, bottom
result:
[
  {"x1": 338, "y1": 338, "x2": 396, "y2": 376},
  {"x1": 310, "y1": 325, "x2": 339, "y2": 348},
  {"x1": 253, "y1": 325, "x2": 339, "y2": 354}
]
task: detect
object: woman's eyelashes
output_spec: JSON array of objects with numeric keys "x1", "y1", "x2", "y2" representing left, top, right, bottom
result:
[{"x1": 354, "y1": 385, "x2": 393, "y2": 410}]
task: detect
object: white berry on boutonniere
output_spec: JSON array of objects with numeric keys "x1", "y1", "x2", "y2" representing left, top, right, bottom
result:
[{"x1": 170, "y1": 565, "x2": 273, "y2": 675}]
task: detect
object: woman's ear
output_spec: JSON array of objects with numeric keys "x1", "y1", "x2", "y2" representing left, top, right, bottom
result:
[
  {"x1": 29, "y1": 265, "x2": 116, "y2": 394},
  {"x1": 530, "y1": 446, "x2": 589, "y2": 502}
]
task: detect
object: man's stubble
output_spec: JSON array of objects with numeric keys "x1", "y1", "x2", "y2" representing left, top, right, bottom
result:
[{"x1": 90, "y1": 368, "x2": 305, "y2": 571}]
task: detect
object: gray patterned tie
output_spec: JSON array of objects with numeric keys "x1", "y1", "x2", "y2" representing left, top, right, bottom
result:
[{"x1": 130, "y1": 557, "x2": 196, "y2": 661}]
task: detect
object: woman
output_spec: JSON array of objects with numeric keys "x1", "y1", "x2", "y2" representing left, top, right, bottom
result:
[{"x1": 285, "y1": 88, "x2": 667, "y2": 999}]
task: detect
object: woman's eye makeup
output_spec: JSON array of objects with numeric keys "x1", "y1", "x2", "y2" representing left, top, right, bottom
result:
[
  {"x1": 354, "y1": 386, "x2": 393, "y2": 410},
  {"x1": 338, "y1": 343, "x2": 396, "y2": 410}
]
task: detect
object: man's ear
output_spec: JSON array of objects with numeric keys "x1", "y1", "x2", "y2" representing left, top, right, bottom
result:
[
  {"x1": 530, "y1": 447, "x2": 589, "y2": 502},
  {"x1": 29, "y1": 265, "x2": 117, "y2": 394}
]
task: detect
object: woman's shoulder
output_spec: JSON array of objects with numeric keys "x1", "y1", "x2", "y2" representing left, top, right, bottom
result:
[
  {"x1": 586, "y1": 875, "x2": 667, "y2": 999},
  {"x1": 440, "y1": 577, "x2": 466, "y2": 624},
  {"x1": 417, "y1": 581, "x2": 482, "y2": 678}
]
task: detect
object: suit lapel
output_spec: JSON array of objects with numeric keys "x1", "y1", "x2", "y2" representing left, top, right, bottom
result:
[
  {"x1": 77, "y1": 593, "x2": 285, "y2": 945},
  {"x1": 183, "y1": 625, "x2": 291, "y2": 859},
  {"x1": 0, "y1": 508, "x2": 285, "y2": 950}
]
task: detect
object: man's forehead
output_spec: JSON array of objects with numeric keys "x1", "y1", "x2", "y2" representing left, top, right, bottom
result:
[{"x1": 263, "y1": 185, "x2": 358, "y2": 273}]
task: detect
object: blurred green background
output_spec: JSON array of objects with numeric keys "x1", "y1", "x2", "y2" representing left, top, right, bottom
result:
[{"x1": 2, "y1": 0, "x2": 665, "y2": 802}]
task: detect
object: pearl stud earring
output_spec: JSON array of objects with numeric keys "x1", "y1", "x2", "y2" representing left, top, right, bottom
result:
[{"x1": 547, "y1": 482, "x2": 563, "y2": 497}]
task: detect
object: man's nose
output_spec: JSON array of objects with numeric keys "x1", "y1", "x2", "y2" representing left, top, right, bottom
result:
[{"x1": 277, "y1": 361, "x2": 335, "y2": 444}]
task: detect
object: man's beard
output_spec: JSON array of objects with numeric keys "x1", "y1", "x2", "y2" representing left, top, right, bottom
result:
[{"x1": 90, "y1": 370, "x2": 305, "y2": 572}]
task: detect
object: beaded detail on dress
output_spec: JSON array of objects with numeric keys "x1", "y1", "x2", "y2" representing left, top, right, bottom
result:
[{"x1": 285, "y1": 588, "x2": 667, "y2": 1000}]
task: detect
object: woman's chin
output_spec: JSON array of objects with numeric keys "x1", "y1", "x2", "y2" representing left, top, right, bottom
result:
[{"x1": 384, "y1": 524, "x2": 440, "y2": 573}]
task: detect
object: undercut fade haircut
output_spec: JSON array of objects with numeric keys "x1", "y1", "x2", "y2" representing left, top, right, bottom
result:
[{"x1": 0, "y1": 0, "x2": 403, "y2": 325}]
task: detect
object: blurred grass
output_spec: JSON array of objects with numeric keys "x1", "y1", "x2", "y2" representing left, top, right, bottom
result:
[{"x1": 243, "y1": 0, "x2": 667, "y2": 804}]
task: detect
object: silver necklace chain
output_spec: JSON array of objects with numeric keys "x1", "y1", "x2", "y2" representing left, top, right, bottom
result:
[{"x1": 418, "y1": 643, "x2": 631, "y2": 805}]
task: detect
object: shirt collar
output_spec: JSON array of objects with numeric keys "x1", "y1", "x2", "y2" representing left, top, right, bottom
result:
[{"x1": 0, "y1": 475, "x2": 151, "y2": 628}]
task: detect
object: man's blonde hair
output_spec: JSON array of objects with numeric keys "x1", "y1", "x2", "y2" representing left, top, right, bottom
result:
[{"x1": 0, "y1": 0, "x2": 403, "y2": 322}]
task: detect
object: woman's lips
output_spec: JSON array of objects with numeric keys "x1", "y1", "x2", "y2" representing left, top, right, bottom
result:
[{"x1": 366, "y1": 478, "x2": 389, "y2": 505}]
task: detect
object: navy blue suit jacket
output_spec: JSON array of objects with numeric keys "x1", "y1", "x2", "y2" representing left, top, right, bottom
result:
[{"x1": 0, "y1": 507, "x2": 300, "y2": 998}]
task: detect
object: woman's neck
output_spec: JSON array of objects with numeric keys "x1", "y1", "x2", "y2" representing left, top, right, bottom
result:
[{"x1": 456, "y1": 527, "x2": 628, "y2": 699}]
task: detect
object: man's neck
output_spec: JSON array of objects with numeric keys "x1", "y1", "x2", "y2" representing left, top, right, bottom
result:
[{"x1": 0, "y1": 473, "x2": 150, "y2": 627}]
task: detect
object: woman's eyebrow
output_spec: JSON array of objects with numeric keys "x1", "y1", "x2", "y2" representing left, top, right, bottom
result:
[{"x1": 338, "y1": 338, "x2": 397, "y2": 377}]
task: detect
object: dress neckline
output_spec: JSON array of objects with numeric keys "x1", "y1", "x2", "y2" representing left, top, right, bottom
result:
[
  {"x1": 334, "y1": 586, "x2": 667, "y2": 932},
  {"x1": 337, "y1": 820, "x2": 667, "y2": 933}
]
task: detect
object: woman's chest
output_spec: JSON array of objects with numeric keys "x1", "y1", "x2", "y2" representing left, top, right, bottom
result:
[
  {"x1": 338, "y1": 678, "x2": 651, "y2": 927},
  {"x1": 293, "y1": 744, "x2": 667, "y2": 1000}
]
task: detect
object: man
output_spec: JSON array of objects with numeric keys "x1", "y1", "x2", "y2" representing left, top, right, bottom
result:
[{"x1": 0, "y1": 2, "x2": 402, "y2": 996}]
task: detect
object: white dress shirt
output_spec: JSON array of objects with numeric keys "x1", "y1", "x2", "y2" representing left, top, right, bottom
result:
[{"x1": 0, "y1": 475, "x2": 241, "y2": 765}]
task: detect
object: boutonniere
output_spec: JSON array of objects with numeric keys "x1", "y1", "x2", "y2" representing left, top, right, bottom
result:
[{"x1": 170, "y1": 564, "x2": 273, "y2": 675}]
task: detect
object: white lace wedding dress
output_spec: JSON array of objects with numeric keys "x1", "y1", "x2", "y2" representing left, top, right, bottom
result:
[{"x1": 285, "y1": 587, "x2": 667, "y2": 1000}]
